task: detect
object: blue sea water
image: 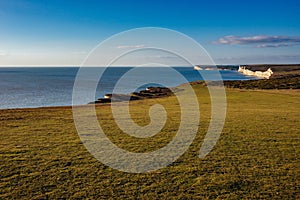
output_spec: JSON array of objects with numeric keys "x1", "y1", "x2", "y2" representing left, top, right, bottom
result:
[{"x1": 0, "y1": 67, "x2": 255, "y2": 109}]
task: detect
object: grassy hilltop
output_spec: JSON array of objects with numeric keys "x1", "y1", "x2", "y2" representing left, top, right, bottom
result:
[
  {"x1": 224, "y1": 64, "x2": 300, "y2": 89},
  {"x1": 1, "y1": 82, "x2": 299, "y2": 199}
]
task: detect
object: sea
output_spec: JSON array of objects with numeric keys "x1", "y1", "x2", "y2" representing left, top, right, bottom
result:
[{"x1": 0, "y1": 67, "x2": 256, "y2": 109}]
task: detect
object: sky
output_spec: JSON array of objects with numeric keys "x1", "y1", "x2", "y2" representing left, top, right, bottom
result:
[{"x1": 0, "y1": 0, "x2": 300, "y2": 66}]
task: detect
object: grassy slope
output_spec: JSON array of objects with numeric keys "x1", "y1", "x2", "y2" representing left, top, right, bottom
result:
[
  {"x1": 222, "y1": 64, "x2": 300, "y2": 89},
  {"x1": 0, "y1": 85, "x2": 299, "y2": 199}
]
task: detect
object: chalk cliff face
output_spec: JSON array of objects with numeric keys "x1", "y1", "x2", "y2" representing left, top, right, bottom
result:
[
  {"x1": 194, "y1": 65, "x2": 203, "y2": 70},
  {"x1": 238, "y1": 66, "x2": 273, "y2": 79}
]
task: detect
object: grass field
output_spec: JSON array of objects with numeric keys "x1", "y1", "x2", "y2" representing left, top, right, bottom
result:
[{"x1": 1, "y1": 84, "x2": 299, "y2": 199}]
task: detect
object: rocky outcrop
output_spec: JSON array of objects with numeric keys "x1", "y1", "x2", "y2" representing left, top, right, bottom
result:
[{"x1": 89, "y1": 87, "x2": 178, "y2": 104}]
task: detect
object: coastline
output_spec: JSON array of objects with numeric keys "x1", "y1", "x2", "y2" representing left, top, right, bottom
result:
[
  {"x1": 0, "y1": 67, "x2": 252, "y2": 110},
  {"x1": 1, "y1": 65, "x2": 299, "y2": 110},
  {"x1": 1, "y1": 68, "x2": 299, "y2": 110}
]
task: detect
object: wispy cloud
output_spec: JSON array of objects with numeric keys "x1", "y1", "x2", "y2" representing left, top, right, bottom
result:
[
  {"x1": 0, "y1": 51, "x2": 8, "y2": 56},
  {"x1": 117, "y1": 44, "x2": 145, "y2": 49},
  {"x1": 213, "y1": 35, "x2": 300, "y2": 48},
  {"x1": 255, "y1": 43, "x2": 298, "y2": 48},
  {"x1": 69, "y1": 51, "x2": 88, "y2": 55},
  {"x1": 215, "y1": 54, "x2": 300, "y2": 64},
  {"x1": 144, "y1": 55, "x2": 177, "y2": 59}
]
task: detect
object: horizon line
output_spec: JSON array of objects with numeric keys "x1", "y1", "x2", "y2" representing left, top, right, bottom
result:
[{"x1": 0, "y1": 63, "x2": 299, "y2": 67}]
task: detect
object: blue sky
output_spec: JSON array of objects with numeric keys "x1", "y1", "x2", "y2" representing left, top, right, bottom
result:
[{"x1": 0, "y1": 0, "x2": 300, "y2": 66}]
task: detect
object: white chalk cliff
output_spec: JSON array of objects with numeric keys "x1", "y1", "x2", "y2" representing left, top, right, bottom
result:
[{"x1": 238, "y1": 66, "x2": 273, "y2": 79}]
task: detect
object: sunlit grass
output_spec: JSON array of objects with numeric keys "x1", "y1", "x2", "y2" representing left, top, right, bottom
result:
[{"x1": 0, "y1": 84, "x2": 299, "y2": 199}]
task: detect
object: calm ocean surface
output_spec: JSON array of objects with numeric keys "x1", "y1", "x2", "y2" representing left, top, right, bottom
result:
[{"x1": 0, "y1": 67, "x2": 255, "y2": 109}]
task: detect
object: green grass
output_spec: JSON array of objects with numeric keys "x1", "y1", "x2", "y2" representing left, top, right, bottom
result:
[{"x1": 0, "y1": 84, "x2": 299, "y2": 199}]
